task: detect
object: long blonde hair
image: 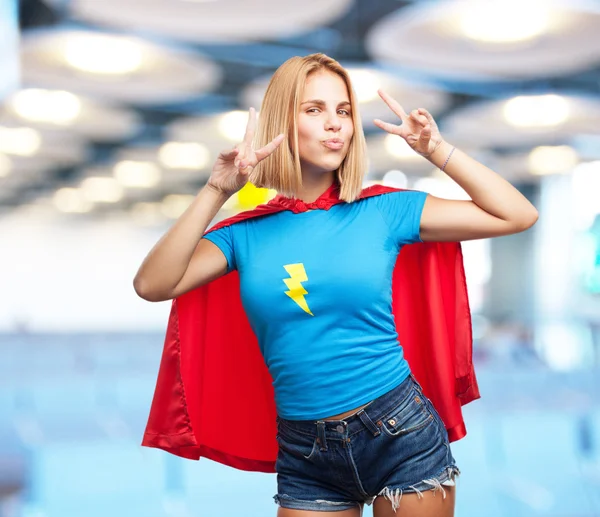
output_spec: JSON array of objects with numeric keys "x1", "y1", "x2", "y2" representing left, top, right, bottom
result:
[{"x1": 250, "y1": 53, "x2": 367, "y2": 203}]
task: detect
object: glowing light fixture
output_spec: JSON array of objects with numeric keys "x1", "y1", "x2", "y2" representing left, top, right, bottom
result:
[
  {"x1": 347, "y1": 69, "x2": 381, "y2": 103},
  {"x1": 159, "y1": 142, "x2": 210, "y2": 169},
  {"x1": 53, "y1": 188, "x2": 93, "y2": 213},
  {"x1": 12, "y1": 89, "x2": 81, "y2": 124},
  {"x1": 113, "y1": 160, "x2": 161, "y2": 188},
  {"x1": 528, "y1": 145, "x2": 578, "y2": 176},
  {"x1": 0, "y1": 127, "x2": 41, "y2": 156},
  {"x1": 218, "y1": 110, "x2": 252, "y2": 142},
  {"x1": 81, "y1": 177, "x2": 124, "y2": 203},
  {"x1": 503, "y1": 95, "x2": 569, "y2": 128},
  {"x1": 459, "y1": 0, "x2": 550, "y2": 43},
  {"x1": 64, "y1": 34, "x2": 143, "y2": 75}
]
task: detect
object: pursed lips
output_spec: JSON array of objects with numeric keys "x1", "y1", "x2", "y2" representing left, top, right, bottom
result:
[{"x1": 322, "y1": 139, "x2": 344, "y2": 150}]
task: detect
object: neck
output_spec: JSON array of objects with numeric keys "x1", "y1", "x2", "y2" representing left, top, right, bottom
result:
[{"x1": 296, "y1": 170, "x2": 336, "y2": 203}]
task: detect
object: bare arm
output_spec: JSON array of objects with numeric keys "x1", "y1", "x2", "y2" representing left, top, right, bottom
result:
[
  {"x1": 133, "y1": 107, "x2": 284, "y2": 302},
  {"x1": 132, "y1": 184, "x2": 230, "y2": 302},
  {"x1": 419, "y1": 141, "x2": 539, "y2": 242},
  {"x1": 373, "y1": 91, "x2": 538, "y2": 243}
]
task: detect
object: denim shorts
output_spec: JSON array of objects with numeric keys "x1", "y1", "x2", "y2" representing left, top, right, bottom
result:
[{"x1": 273, "y1": 372, "x2": 460, "y2": 513}]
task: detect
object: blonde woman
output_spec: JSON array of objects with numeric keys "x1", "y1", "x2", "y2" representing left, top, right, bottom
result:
[{"x1": 134, "y1": 53, "x2": 538, "y2": 517}]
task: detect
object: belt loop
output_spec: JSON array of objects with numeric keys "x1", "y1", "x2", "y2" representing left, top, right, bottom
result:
[
  {"x1": 411, "y1": 373, "x2": 424, "y2": 393},
  {"x1": 316, "y1": 421, "x2": 328, "y2": 451},
  {"x1": 357, "y1": 409, "x2": 381, "y2": 437}
]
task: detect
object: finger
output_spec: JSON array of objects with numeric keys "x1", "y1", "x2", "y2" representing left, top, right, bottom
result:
[
  {"x1": 410, "y1": 110, "x2": 428, "y2": 127},
  {"x1": 254, "y1": 133, "x2": 285, "y2": 163},
  {"x1": 219, "y1": 147, "x2": 240, "y2": 160},
  {"x1": 418, "y1": 125, "x2": 431, "y2": 148},
  {"x1": 377, "y1": 89, "x2": 408, "y2": 121},
  {"x1": 373, "y1": 118, "x2": 400, "y2": 135},
  {"x1": 418, "y1": 108, "x2": 436, "y2": 124},
  {"x1": 243, "y1": 107, "x2": 257, "y2": 146},
  {"x1": 233, "y1": 143, "x2": 247, "y2": 168},
  {"x1": 239, "y1": 163, "x2": 253, "y2": 175}
]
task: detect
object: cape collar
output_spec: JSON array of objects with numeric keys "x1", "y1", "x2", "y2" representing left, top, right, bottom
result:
[{"x1": 268, "y1": 181, "x2": 341, "y2": 214}]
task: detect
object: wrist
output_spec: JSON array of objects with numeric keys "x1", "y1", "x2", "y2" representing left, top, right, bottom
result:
[
  {"x1": 425, "y1": 140, "x2": 453, "y2": 168},
  {"x1": 204, "y1": 182, "x2": 231, "y2": 203}
]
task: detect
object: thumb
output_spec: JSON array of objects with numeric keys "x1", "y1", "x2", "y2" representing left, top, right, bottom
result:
[{"x1": 418, "y1": 125, "x2": 431, "y2": 147}]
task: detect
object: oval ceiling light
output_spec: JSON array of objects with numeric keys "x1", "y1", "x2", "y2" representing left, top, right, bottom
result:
[
  {"x1": 81, "y1": 177, "x2": 124, "y2": 203},
  {"x1": 63, "y1": 33, "x2": 142, "y2": 75},
  {"x1": 3, "y1": 88, "x2": 140, "y2": 142},
  {"x1": 159, "y1": 142, "x2": 210, "y2": 170},
  {"x1": 218, "y1": 111, "x2": 253, "y2": 142},
  {"x1": 22, "y1": 29, "x2": 222, "y2": 104},
  {"x1": 12, "y1": 89, "x2": 81, "y2": 124},
  {"x1": 347, "y1": 69, "x2": 381, "y2": 103},
  {"x1": 459, "y1": 0, "x2": 550, "y2": 43},
  {"x1": 53, "y1": 188, "x2": 94, "y2": 213},
  {"x1": 441, "y1": 94, "x2": 600, "y2": 149},
  {"x1": 528, "y1": 145, "x2": 579, "y2": 175},
  {"x1": 503, "y1": 95, "x2": 570, "y2": 128},
  {"x1": 113, "y1": 160, "x2": 162, "y2": 188},
  {"x1": 0, "y1": 126, "x2": 42, "y2": 156},
  {"x1": 50, "y1": 0, "x2": 352, "y2": 43},
  {"x1": 366, "y1": 0, "x2": 600, "y2": 80}
]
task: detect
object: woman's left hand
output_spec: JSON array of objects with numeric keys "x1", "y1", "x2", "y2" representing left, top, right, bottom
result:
[{"x1": 374, "y1": 89, "x2": 444, "y2": 158}]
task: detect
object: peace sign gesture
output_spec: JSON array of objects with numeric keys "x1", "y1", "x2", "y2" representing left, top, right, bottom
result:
[
  {"x1": 374, "y1": 89, "x2": 444, "y2": 158},
  {"x1": 207, "y1": 108, "x2": 285, "y2": 196}
]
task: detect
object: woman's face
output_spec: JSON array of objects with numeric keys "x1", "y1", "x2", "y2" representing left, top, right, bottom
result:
[{"x1": 296, "y1": 70, "x2": 354, "y2": 176}]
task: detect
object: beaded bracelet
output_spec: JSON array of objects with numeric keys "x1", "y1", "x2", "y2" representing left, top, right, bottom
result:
[{"x1": 441, "y1": 146, "x2": 455, "y2": 172}]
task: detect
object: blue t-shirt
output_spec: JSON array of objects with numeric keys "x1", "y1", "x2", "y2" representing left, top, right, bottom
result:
[{"x1": 203, "y1": 190, "x2": 428, "y2": 420}]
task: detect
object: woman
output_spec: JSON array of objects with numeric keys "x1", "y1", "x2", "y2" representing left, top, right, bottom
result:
[{"x1": 134, "y1": 54, "x2": 538, "y2": 517}]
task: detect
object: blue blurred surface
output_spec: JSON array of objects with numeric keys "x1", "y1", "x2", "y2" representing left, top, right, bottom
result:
[{"x1": 0, "y1": 333, "x2": 599, "y2": 517}]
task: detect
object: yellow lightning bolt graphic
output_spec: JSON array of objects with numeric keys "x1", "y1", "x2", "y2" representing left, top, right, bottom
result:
[{"x1": 283, "y1": 263, "x2": 314, "y2": 316}]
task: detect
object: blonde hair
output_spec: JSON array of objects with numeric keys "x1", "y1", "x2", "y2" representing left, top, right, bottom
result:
[{"x1": 250, "y1": 53, "x2": 367, "y2": 203}]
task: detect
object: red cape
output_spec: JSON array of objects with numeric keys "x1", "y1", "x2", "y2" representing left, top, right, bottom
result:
[{"x1": 142, "y1": 183, "x2": 480, "y2": 473}]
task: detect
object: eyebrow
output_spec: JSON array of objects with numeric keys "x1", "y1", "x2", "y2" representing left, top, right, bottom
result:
[{"x1": 300, "y1": 99, "x2": 351, "y2": 107}]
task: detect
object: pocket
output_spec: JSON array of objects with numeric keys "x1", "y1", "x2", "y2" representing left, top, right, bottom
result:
[
  {"x1": 380, "y1": 386, "x2": 434, "y2": 437},
  {"x1": 276, "y1": 425, "x2": 319, "y2": 462}
]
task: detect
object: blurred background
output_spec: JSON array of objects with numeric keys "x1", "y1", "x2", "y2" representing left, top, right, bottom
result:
[{"x1": 1, "y1": 0, "x2": 600, "y2": 515}]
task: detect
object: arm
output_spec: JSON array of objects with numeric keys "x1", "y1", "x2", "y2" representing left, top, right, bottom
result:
[
  {"x1": 419, "y1": 141, "x2": 539, "y2": 242},
  {"x1": 133, "y1": 184, "x2": 230, "y2": 302},
  {"x1": 133, "y1": 107, "x2": 284, "y2": 302},
  {"x1": 374, "y1": 91, "x2": 538, "y2": 243}
]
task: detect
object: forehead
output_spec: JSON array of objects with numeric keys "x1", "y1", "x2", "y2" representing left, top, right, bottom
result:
[{"x1": 302, "y1": 71, "x2": 349, "y2": 100}]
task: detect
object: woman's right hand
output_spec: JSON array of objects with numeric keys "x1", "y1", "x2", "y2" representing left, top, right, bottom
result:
[{"x1": 207, "y1": 107, "x2": 285, "y2": 197}]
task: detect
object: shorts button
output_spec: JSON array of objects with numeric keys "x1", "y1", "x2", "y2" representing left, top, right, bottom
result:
[
  {"x1": 336, "y1": 425, "x2": 344, "y2": 433},
  {"x1": 389, "y1": 418, "x2": 396, "y2": 426}
]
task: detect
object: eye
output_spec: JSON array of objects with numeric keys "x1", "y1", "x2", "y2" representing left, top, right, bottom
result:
[
  {"x1": 306, "y1": 108, "x2": 320, "y2": 113},
  {"x1": 338, "y1": 109, "x2": 351, "y2": 116}
]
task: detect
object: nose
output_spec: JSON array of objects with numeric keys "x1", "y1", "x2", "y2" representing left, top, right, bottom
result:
[{"x1": 325, "y1": 111, "x2": 342, "y2": 132}]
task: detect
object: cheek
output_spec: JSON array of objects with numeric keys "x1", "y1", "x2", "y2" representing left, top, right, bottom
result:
[
  {"x1": 344, "y1": 120, "x2": 355, "y2": 139},
  {"x1": 297, "y1": 123, "x2": 320, "y2": 153}
]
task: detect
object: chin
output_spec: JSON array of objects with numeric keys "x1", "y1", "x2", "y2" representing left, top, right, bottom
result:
[{"x1": 301, "y1": 160, "x2": 343, "y2": 175}]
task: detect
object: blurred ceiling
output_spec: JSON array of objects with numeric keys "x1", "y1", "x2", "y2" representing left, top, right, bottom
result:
[{"x1": 2, "y1": 0, "x2": 600, "y2": 224}]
